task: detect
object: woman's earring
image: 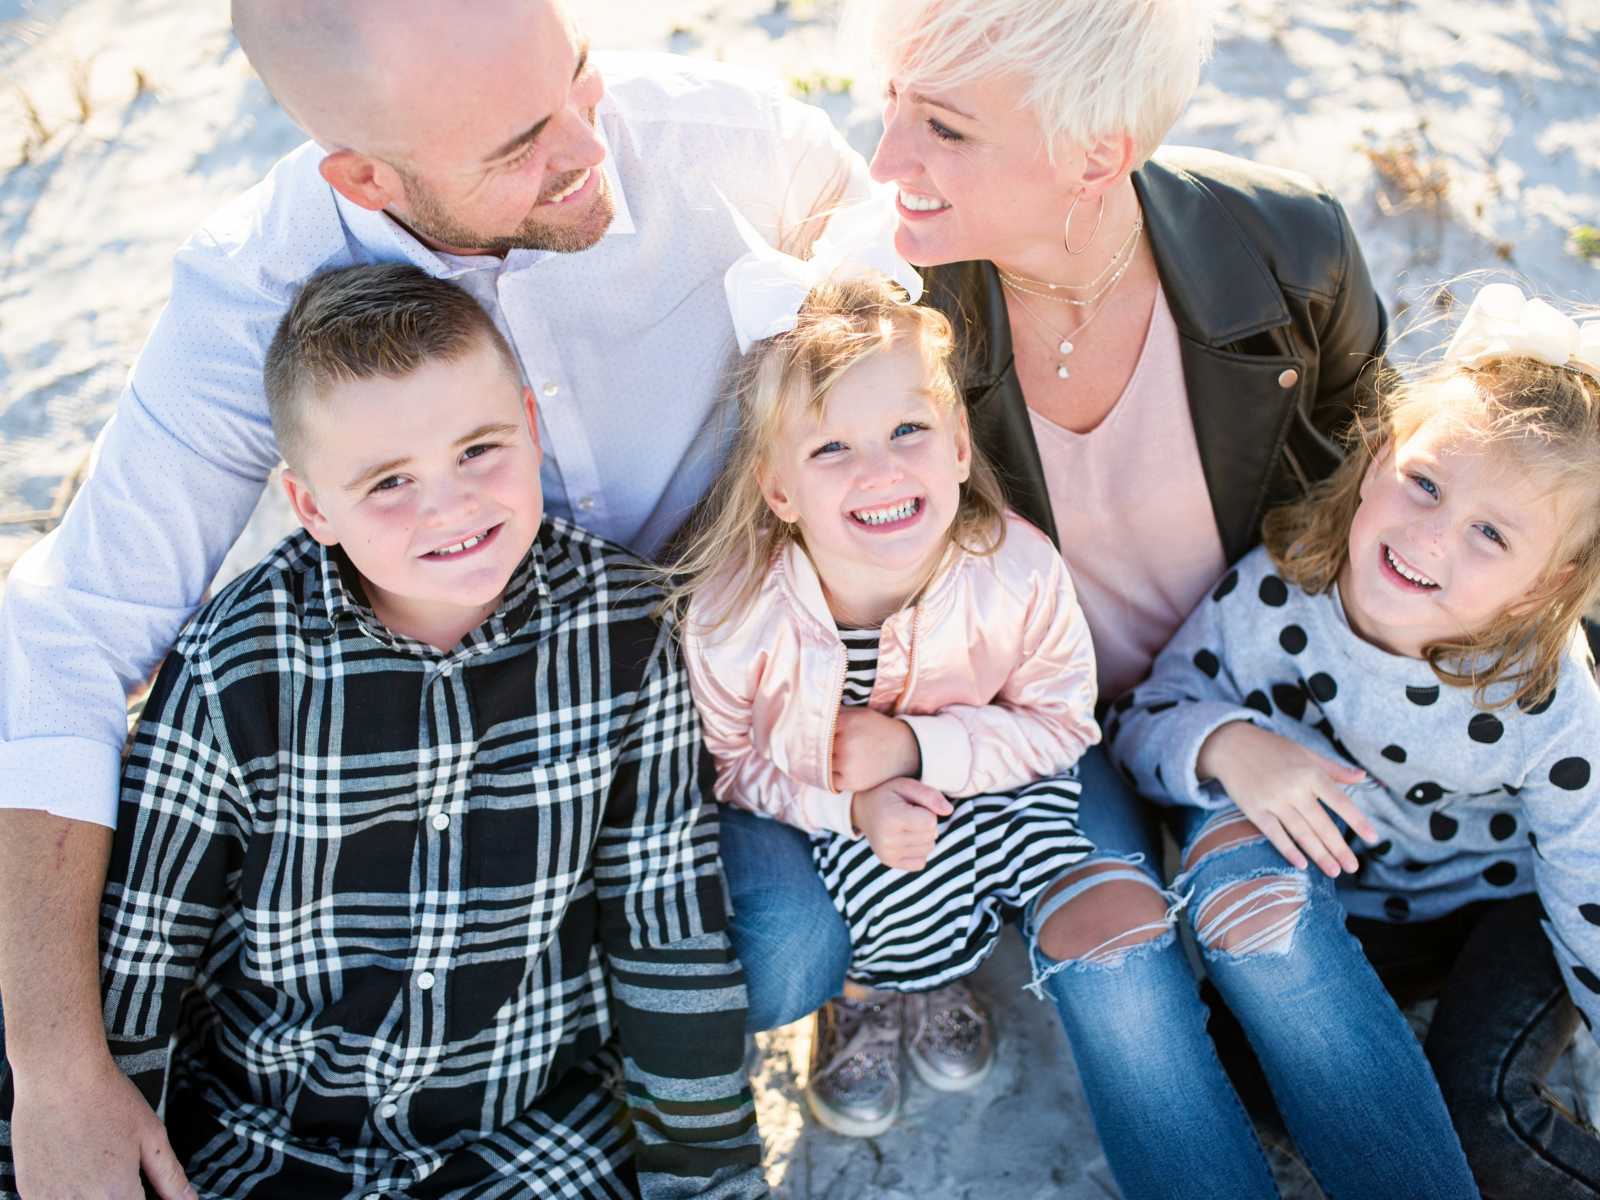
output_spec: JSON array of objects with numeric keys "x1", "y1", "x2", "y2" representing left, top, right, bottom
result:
[{"x1": 1063, "y1": 190, "x2": 1106, "y2": 256}]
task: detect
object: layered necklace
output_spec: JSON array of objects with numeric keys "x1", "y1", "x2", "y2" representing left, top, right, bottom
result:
[{"x1": 998, "y1": 212, "x2": 1144, "y2": 380}]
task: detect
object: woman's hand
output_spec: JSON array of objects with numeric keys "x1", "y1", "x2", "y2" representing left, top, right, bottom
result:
[
  {"x1": 832, "y1": 708, "x2": 921, "y2": 792},
  {"x1": 1196, "y1": 721, "x2": 1377, "y2": 876},
  {"x1": 850, "y1": 778, "x2": 953, "y2": 870}
]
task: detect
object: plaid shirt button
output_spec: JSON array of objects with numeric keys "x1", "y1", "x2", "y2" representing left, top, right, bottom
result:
[{"x1": 416, "y1": 972, "x2": 436, "y2": 990}]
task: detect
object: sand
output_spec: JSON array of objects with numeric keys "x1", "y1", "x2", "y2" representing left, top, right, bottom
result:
[{"x1": 2, "y1": 1, "x2": 1597, "y2": 1195}]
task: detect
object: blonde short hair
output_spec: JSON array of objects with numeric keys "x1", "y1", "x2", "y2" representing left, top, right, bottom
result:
[
  {"x1": 848, "y1": 0, "x2": 1214, "y2": 165},
  {"x1": 667, "y1": 273, "x2": 1007, "y2": 626},
  {"x1": 1265, "y1": 339, "x2": 1600, "y2": 711}
]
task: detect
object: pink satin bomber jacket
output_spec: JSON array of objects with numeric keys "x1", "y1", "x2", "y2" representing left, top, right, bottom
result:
[{"x1": 682, "y1": 513, "x2": 1101, "y2": 838}]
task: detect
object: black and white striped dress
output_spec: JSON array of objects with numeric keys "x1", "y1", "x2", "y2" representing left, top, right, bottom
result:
[{"x1": 813, "y1": 626, "x2": 1092, "y2": 991}]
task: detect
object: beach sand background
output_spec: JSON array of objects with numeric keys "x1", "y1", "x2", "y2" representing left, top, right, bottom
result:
[{"x1": 2, "y1": 1, "x2": 1597, "y2": 1195}]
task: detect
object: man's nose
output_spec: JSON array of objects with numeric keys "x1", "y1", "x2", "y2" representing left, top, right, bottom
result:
[{"x1": 550, "y1": 69, "x2": 607, "y2": 172}]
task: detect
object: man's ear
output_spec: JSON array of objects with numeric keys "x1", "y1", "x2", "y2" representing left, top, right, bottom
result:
[
  {"x1": 318, "y1": 150, "x2": 406, "y2": 213},
  {"x1": 281, "y1": 468, "x2": 340, "y2": 547}
]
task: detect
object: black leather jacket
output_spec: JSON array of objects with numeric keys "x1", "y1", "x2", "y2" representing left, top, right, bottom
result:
[{"x1": 923, "y1": 146, "x2": 1388, "y2": 566}]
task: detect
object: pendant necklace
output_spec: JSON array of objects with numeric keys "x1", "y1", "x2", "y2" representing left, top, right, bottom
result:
[{"x1": 1000, "y1": 225, "x2": 1143, "y2": 380}]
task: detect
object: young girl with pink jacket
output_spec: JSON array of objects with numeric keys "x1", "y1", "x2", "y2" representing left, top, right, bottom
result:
[{"x1": 671, "y1": 197, "x2": 1099, "y2": 1139}]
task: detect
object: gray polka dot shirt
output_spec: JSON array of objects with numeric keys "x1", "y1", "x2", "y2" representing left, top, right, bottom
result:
[{"x1": 1109, "y1": 545, "x2": 1600, "y2": 1034}]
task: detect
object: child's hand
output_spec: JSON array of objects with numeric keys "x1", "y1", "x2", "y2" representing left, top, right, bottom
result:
[
  {"x1": 851, "y1": 778, "x2": 953, "y2": 871},
  {"x1": 832, "y1": 708, "x2": 921, "y2": 792},
  {"x1": 1196, "y1": 721, "x2": 1377, "y2": 877}
]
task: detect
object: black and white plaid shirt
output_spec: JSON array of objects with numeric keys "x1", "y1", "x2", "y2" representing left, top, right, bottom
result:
[{"x1": 0, "y1": 519, "x2": 762, "y2": 1199}]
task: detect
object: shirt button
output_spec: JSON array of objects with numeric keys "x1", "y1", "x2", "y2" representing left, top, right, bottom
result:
[
  {"x1": 1278, "y1": 368, "x2": 1300, "y2": 389},
  {"x1": 577, "y1": 496, "x2": 596, "y2": 513},
  {"x1": 439, "y1": 663, "x2": 454, "y2": 678},
  {"x1": 430, "y1": 811, "x2": 450, "y2": 831},
  {"x1": 543, "y1": 381, "x2": 560, "y2": 397},
  {"x1": 416, "y1": 971, "x2": 436, "y2": 990},
  {"x1": 379, "y1": 1103, "x2": 398, "y2": 1119}
]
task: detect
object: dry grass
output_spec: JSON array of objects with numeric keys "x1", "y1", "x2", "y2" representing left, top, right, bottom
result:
[
  {"x1": 67, "y1": 55, "x2": 95, "y2": 123},
  {"x1": 15, "y1": 86, "x2": 50, "y2": 144},
  {"x1": 1364, "y1": 139, "x2": 1450, "y2": 216}
]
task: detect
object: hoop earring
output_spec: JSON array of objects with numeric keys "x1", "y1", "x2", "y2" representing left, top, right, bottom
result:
[{"x1": 1063, "y1": 191, "x2": 1106, "y2": 256}]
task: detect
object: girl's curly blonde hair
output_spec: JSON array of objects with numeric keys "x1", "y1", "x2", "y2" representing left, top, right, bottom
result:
[
  {"x1": 666, "y1": 272, "x2": 1007, "y2": 628},
  {"x1": 1264, "y1": 345, "x2": 1600, "y2": 710}
]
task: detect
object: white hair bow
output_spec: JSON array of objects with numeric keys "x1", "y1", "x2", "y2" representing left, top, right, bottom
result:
[
  {"x1": 1445, "y1": 283, "x2": 1600, "y2": 381},
  {"x1": 722, "y1": 184, "x2": 924, "y2": 355}
]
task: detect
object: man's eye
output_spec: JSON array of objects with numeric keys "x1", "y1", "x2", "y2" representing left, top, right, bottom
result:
[{"x1": 504, "y1": 141, "x2": 539, "y2": 170}]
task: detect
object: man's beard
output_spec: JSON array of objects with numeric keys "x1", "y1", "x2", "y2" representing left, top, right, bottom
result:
[{"x1": 395, "y1": 160, "x2": 616, "y2": 256}]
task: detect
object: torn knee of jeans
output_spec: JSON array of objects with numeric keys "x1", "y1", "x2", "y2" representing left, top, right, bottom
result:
[
  {"x1": 1180, "y1": 810, "x2": 1269, "y2": 874},
  {"x1": 1030, "y1": 870, "x2": 1184, "y2": 992},
  {"x1": 1193, "y1": 873, "x2": 1308, "y2": 957}
]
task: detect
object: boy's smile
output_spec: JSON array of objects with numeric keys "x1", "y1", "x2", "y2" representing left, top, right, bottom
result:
[{"x1": 282, "y1": 338, "x2": 544, "y2": 651}]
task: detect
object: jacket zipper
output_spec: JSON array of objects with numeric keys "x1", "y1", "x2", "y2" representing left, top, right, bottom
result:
[{"x1": 822, "y1": 642, "x2": 848, "y2": 792}]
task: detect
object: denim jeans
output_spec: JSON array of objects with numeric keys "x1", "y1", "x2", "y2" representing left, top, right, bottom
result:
[
  {"x1": 1353, "y1": 893, "x2": 1600, "y2": 1200},
  {"x1": 1029, "y1": 745, "x2": 1479, "y2": 1200},
  {"x1": 719, "y1": 805, "x2": 850, "y2": 1032}
]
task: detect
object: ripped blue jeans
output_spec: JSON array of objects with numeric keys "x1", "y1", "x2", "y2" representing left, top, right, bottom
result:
[{"x1": 1024, "y1": 745, "x2": 1478, "y2": 1200}]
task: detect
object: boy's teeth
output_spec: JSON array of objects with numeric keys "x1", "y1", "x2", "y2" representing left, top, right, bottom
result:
[
  {"x1": 852, "y1": 498, "x2": 919, "y2": 526},
  {"x1": 1386, "y1": 546, "x2": 1438, "y2": 587},
  {"x1": 899, "y1": 190, "x2": 949, "y2": 212},
  {"x1": 431, "y1": 532, "x2": 487, "y2": 557}
]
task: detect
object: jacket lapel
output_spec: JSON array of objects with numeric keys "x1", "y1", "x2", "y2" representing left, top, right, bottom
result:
[{"x1": 1134, "y1": 154, "x2": 1305, "y2": 563}]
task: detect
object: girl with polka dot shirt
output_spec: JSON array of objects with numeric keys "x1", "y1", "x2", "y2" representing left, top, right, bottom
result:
[{"x1": 1110, "y1": 285, "x2": 1600, "y2": 1197}]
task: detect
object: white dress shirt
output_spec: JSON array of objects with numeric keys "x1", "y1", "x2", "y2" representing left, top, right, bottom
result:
[{"x1": 0, "y1": 51, "x2": 866, "y2": 826}]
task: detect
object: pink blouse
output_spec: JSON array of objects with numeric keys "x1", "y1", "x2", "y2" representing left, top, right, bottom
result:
[{"x1": 1029, "y1": 285, "x2": 1227, "y2": 700}]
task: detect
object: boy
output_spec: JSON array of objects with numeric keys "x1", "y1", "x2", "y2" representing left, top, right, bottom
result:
[{"x1": 0, "y1": 264, "x2": 764, "y2": 1199}]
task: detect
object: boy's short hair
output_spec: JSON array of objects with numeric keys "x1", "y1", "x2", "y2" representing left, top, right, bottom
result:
[{"x1": 264, "y1": 263, "x2": 521, "y2": 468}]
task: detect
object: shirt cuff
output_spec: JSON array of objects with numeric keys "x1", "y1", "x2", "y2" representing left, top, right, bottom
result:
[
  {"x1": 901, "y1": 713, "x2": 970, "y2": 796},
  {"x1": 0, "y1": 737, "x2": 122, "y2": 826},
  {"x1": 809, "y1": 789, "x2": 858, "y2": 839},
  {"x1": 1179, "y1": 705, "x2": 1269, "y2": 808}
]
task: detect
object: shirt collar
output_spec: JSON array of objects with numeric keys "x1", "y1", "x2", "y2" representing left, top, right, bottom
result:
[
  {"x1": 309, "y1": 534, "x2": 552, "y2": 657},
  {"x1": 328, "y1": 100, "x2": 636, "y2": 278}
]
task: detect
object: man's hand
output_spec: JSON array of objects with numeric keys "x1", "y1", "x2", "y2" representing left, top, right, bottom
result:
[
  {"x1": 1197, "y1": 721, "x2": 1377, "y2": 877},
  {"x1": 11, "y1": 1052, "x2": 193, "y2": 1200},
  {"x1": 831, "y1": 708, "x2": 920, "y2": 793},
  {"x1": 850, "y1": 778, "x2": 952, "y2": 870}
]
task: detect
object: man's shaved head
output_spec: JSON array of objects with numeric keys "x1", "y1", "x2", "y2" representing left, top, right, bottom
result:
[
  {"x1": 234, "y1": 1, "x2": 541, "y2": 155},
  {"x1": 233, "y1": 0, "x2": 615, "y2": 254}
]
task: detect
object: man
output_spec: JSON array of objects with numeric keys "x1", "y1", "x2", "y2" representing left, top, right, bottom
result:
[{"x1": 0, "y1": 2, "x2": 862, "y2": 1195}]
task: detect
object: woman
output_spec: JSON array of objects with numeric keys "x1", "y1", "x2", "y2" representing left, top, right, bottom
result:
[{"x1": 721, "y1": 1, "x2": 1592, "y2": 1197}]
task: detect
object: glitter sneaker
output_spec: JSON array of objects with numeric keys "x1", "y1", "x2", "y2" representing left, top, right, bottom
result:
[
  {"x1": 804, "y1": 994, "x2": 904, "y2": 1138},
  {"x1": 903, "y1": 981, "x2": 994, "y2": 1092}
]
